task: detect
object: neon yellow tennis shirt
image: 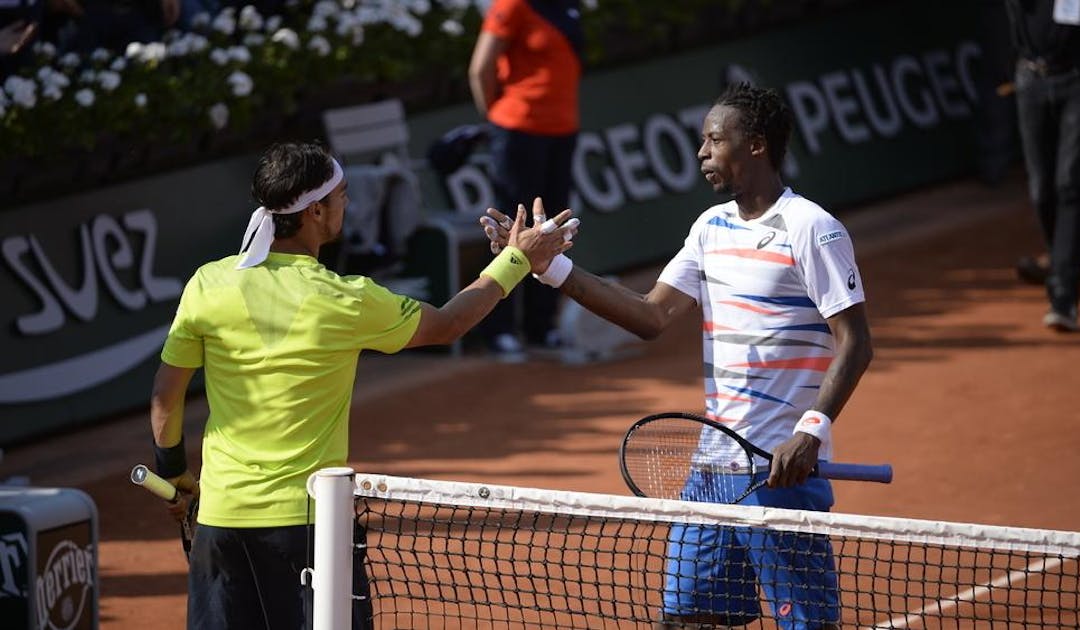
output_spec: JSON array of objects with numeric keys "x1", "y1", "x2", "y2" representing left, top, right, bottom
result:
[{"x1": 161, "y1": 253, "x2": 422, "y2": 527}]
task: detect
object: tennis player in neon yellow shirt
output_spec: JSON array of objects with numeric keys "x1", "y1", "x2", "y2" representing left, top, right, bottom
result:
[{"x1": 149, "y1": 141, "x2": 575, "y2": 630}]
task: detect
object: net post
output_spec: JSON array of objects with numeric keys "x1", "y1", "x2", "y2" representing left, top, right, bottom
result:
[{"x1": 307, "y1": 467, "x2": 355, "y2": 630}]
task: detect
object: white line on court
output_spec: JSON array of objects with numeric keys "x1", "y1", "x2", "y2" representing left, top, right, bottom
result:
[{"x1": 863, "y1": 556, "x2": 1066, "y2": 629}]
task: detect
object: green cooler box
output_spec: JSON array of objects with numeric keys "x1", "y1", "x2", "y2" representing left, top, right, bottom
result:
[{"x1": 0, "y1": 486, "x2": 99, "y2": 630}]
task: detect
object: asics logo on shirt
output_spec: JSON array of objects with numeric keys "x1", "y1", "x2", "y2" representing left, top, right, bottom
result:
[
  {"x1": 756, "y1": 231, "x2": 776, "y2": 249},
  {"x1": 847, "y1": 268, "x2": 857, "y2": 290}
]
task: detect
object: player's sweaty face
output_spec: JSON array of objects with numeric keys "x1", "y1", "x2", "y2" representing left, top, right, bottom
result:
[{"x1": 697, "y1": 105, "x2": 749, "y2": 195}]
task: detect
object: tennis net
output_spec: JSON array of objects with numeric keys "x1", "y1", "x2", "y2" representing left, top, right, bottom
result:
[{"x1": 307, "y1": 470, "x2": 1080, "y2": 629}]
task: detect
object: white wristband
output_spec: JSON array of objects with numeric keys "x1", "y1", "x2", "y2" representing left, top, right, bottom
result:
[
  {"x1": 533, "y1": 254, "x2": 573, "y2": 288},
  {"x1": 793, "y1": 410, "x2": 833, "y2": 461}
]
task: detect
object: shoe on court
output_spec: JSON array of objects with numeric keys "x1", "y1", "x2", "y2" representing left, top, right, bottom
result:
[{"x1": 1043, "y1": 308, "x2": 1079, "y2": 333}]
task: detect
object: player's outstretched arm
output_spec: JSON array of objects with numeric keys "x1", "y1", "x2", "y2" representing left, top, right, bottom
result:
[
  {"x1": 406, "y1": 207, "x2": 574, "y2": 348},
  {"x1": 560, "y1": 271, "x2": 698, "y2": 341},
  {"x1": 481, "y1": 199, "x2": 696, "y2": 340}
]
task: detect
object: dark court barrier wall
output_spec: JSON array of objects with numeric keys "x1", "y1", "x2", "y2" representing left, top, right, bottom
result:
[{"x1": 0, "y1": 0, "x2": 985, "y2": 444}]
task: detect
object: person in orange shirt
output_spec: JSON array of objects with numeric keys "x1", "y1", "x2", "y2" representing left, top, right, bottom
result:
[{"x1": 469, "y1": 0, "x2": 583, "y2": 360}]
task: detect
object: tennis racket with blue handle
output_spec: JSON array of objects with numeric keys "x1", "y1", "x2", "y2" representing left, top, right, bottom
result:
[{"x1": 619, "y1": 412, "x2": 892, "y2": 504}]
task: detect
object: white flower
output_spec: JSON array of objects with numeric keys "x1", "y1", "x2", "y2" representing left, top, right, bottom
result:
[
  {"x1": 356, "y1": 6, "x2": 379, "y2": 24},
  {"x1": 307, "y1": 35, "x2": 330, "y2": 57},
  {"x1": 582, "y1": 0, "x2": 597, "y2": 9},
  {"x1": 59, "y1": 52, "x2": 80, "y2": 68},
  {"x1": 335, "y1": 13, "x2": 364, "y2": 44},
  {"x1": 227, "y1": 46, "x2": 251, "y2": 64},
  {"x1": 36, "y1": 66, "x2": 69, "y2": 88},
  {"x1": 307, "y1": 14, "x2": 327, "y2": 32},
  {"x1": 191, "y1": 11, "x2": 212, "y2": 29},
  {"x1": 264, "y1": 15, "x2": 282, "y2": 33},
  {"x1": 41, "y1": 84, "x2": 62, "y2": 101},
  {"x1": 135, "y1": 93, "x2": 148, "y2": 108},
  {"x1": 242, "y1": 33, "x2": 266, "y2": 47},
  {"x1": 167, "y1": 37, "x2": 192, "y2": 57},
  {"x1": 312, "y1": 0, "x2": 338, "y2": 18},
  {"x1": 440, "y1": 19, "x2": 464, "y2": 37},
  {"x1": 33, "y1": 41, "x2": 56, "y2": 59},
  {"x1": 271, "y1": 28, "x2": 300, "y2": 50},
  {"x1": 388, "y1": 10, "x2": 423, "y2": 37},
  {"x1": 208, "y1": 102, "x2": 230, "y2": 129},
  {"x1": 212, "y1": 12, "x2": 236, "y2": 36},
  {"x1": 109, "y1": 56, "x2": 127, "y2": 72},
  {"x1": 140, "y1": 42, "x2": 167, "y2": 63},
  {"x1": 75, "y1": 88, "x2": 95, "y2": 107},
  {"x1": 239, "y1": 5, "x2": 264, "y2": 31},
  {"x1": 5, "y1": 76, "x2": 37, "y2": 109},
  {"x1": 187, "y1": 33, "x2": 210, "y2": 53},
  {"x1": 226, "y1": 71, "x2": 253, "y2": 97},
  {"x1": 125, "y1": 42, "x2": 144, "y2": 59},
  {"x1": 210, "y1": 48, "x2": 230, "y2": 66},
  {"x1": 98, "y1": 70, "x2": 121, "y2": 92},
  {"x1": 90, "y1": 48, "x2": 111, "y2": 63},
  {"x1": 406, "y1": 0, "x2": 431, "y2": 14}
]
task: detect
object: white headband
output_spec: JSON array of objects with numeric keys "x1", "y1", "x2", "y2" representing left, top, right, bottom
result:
[{"x1": 235, "y1": 158, "x2": 344, "y2": 270}]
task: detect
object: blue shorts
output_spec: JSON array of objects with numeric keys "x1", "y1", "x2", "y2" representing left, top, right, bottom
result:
[{"x1": 662, "y1": 471, "x2": 840, "y2": 629}]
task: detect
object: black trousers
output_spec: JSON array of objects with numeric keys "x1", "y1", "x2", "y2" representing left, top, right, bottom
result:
[
  {"x1": 1015, "y1": 62, "x2": 1080, "y2": 314},
  {"x1": 188, "y1": 523, "x2": 372, "y2": 629},
  {"x1": 481, "y1": 124, "x2": 579, "y2": 345}
]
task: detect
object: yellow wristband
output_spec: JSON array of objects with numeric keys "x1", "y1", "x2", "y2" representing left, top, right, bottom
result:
[{"x1": 480, "y1": 246, "x2": 531, "y2": 297}]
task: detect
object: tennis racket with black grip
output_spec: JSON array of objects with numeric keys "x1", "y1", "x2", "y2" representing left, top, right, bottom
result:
[
  {"x1": 130, "y1": 464, "x2": 198, "y2": 561},
  {"x1": 619, "y1": 412, "x2": 893, "y2": 504}
]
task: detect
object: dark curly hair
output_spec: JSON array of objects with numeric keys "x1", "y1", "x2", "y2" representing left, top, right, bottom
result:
[
  {"x1": 251, "y1": 142, "x2": 335, "y2": 239},
  {"x1": 715, "y1": 83, "x2": 793, "y2": 171}
]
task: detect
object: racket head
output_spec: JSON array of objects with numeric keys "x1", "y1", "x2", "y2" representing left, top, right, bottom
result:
[{"x1": 619, "y1": 412, "x2": 768, "y2": 504}]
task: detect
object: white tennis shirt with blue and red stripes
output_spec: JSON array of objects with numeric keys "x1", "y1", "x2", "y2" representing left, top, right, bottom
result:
[{"x1": 658, "y1": 187, "x2": 865, "y2": 464}]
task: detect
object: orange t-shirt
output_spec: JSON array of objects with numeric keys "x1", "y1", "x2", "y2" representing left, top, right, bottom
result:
[{"x1": 482, "y1": 0, "x2": 582, "y2": 136}]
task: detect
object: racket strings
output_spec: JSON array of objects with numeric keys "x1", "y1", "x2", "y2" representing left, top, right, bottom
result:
[{"x1": 623, "y1": 416, "x2": 757, "y2": 504}]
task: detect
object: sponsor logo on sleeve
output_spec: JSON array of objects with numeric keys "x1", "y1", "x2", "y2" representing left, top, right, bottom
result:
[
  {"x1": 847, "y1": 268, "x2": 857, "y2": 290},
  {"x1": 817, "y1": 230, "x2": 846, "y2": 247}
]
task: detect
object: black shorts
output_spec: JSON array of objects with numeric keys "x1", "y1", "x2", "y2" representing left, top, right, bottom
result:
[{"x1": 187, "y1": 523, "x2": 371, "y2": 630}]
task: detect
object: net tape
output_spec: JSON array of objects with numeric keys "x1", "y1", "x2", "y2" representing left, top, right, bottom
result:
[{"x1": 342, "y1": 473, "x2": 1080, "y2": 629}]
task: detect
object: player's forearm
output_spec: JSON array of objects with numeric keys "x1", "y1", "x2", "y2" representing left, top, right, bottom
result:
[
  {"x1": 813, "y1": 322, "x2": 873, "y2": 420},
  {"x1": 409, "y1": 278, "x2": 505, "y2": 347},
  {"x1": 441, "y1": 278, "x2": 506, "y2": 340},
  {"x1": 560, "y1": 268, "x2": 666, "y2": 340},
  {"x1": 468, "y1": 68, "x2": 497, "y2": 117},
  {"x1": 150, "y1": 394, "x2": 185, "y2": 448},
  {"x1": 150, "y1": 364, "x2": 194, "y2": 447}
]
